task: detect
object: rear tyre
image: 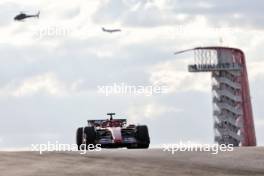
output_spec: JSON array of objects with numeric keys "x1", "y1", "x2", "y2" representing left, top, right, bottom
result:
[
  {"x1": 136, "y1": 125, "x2": 150, "y2": 149},
  {"x1": 84, "y1": 126, "x2": 96, "y2": 149},
  {"x1": 76, "y1": 127, "x2": 83, "y2": 150}
]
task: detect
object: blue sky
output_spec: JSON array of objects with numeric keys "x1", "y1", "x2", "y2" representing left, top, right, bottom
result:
[{"x1": 0, "y1": 0, "x2": 263, "y2": 147}]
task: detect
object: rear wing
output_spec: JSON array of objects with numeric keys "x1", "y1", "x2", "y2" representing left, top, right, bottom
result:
[{"x1": 88, "y1": 119, "x2": 127, "y2": 126}]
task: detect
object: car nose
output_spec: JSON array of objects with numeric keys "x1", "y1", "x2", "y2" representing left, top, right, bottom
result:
[{"x1": 114, "y1": 139, "x2": 122, "y2": 143}]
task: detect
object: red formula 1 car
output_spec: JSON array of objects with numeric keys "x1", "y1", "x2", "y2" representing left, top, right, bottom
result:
[{"x1": 76, "y1": 113, "x2": 150, "y2": 149}]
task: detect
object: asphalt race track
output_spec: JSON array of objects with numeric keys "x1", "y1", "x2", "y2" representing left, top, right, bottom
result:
[{"x1": 0, "y1": 147, "x2": 264, "y2": 176}]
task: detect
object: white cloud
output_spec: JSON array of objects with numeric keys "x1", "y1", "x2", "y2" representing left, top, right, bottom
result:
[
  {"x1": 15, "y1": 73, "x2": 65, "y2": 96},
  {"x1": 149, "y1": 59, "x2": 211, "y2": 93},
  {"x1": 0, "y1": 73, "x2": 67, "y2": 97},
  {"x1": 248, "y1": 61, "x2": 264, "y2": 80},
  {"x1": 0, "y1": 72, "x2": 98, "y2": 98},
  {"x1": 127, "y1": 102, "x2": 182, "y2": 121}
]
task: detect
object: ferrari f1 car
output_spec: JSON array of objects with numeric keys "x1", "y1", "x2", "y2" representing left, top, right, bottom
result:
[{"x1": 76, "y1": 113, "x2": 150, "y2": 149}]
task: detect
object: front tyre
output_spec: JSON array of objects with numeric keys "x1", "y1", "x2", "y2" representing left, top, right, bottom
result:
[
  {"x1": 76, "y1": 127, "x2": 83, "y2": 150},
  {"x1": 136, "y1": 125, "x2": 150, "y2": 149}
]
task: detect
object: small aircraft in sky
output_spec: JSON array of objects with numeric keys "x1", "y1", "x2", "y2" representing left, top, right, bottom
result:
[
  {"x1": 14, "y1": 11, "x2": 40, "y2": 21},
  {"x1": 102, "y1": 27, "x2": 121, "y2": 33}
]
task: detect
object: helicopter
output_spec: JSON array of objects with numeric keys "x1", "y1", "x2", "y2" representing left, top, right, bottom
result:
[{"x1": 14, "y1": 11, "x2": 40, "y2": 21}]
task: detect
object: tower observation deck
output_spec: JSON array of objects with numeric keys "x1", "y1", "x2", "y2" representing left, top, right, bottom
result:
[{"x1": 186, "y1": 46, "x2": 256, "y2": 146}]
